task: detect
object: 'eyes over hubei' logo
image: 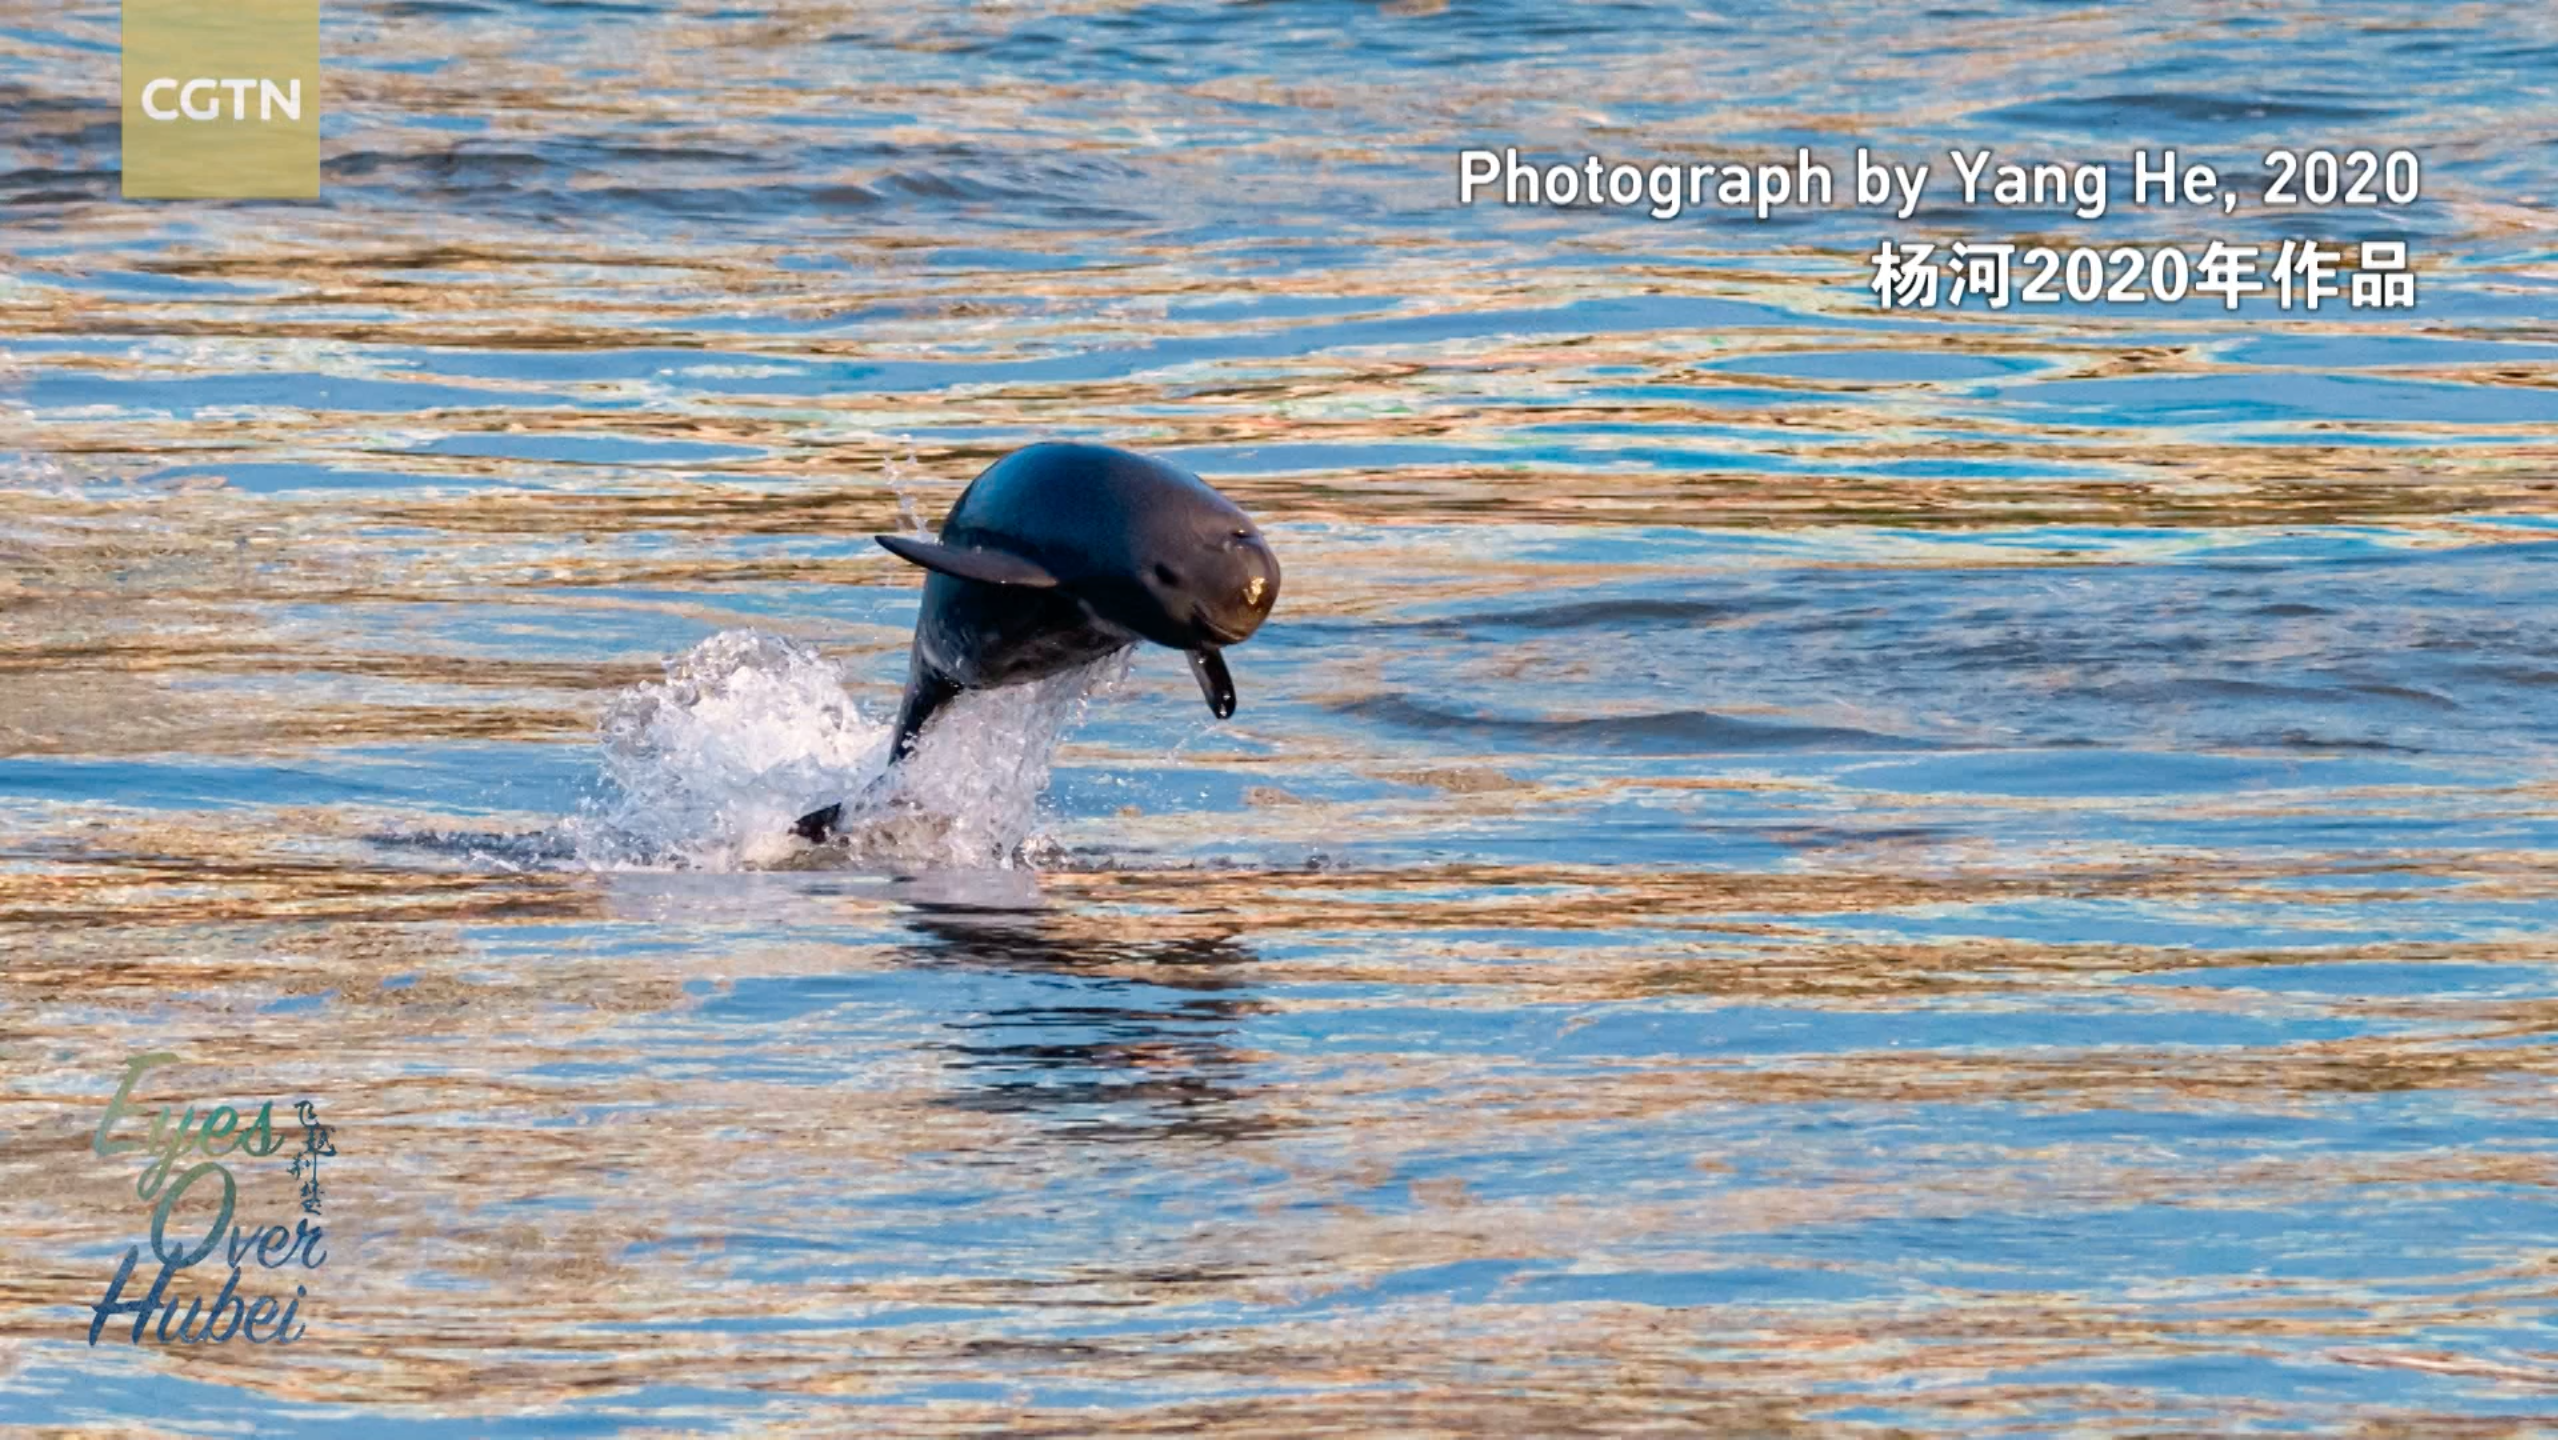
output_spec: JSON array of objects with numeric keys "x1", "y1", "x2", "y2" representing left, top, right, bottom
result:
[{"x1": 86, "y1": 1053, "x2": 335, "y2": 1347}]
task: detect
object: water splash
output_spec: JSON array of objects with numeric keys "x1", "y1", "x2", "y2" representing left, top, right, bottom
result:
[{"x1": 571, "y1": 627, "x2": 1125, "y2": 872}]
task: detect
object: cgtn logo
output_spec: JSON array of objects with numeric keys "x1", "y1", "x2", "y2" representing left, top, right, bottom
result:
[
  {"x1": 120, "y1": 0, "x2": 318, "y2": 198},
  {"x1": 136, "y1": 77, "x2": 303, "y2": 123}
]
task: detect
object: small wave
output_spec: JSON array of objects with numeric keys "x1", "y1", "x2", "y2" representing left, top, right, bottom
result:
[
  {"x1": 2270, "y1": 729, "x2": 2424, "y2": 754},
  {"x1": 2089, "y1": 677, "x2": 2460, "y2": 712},
  {"x1": 1421, "y1": 596, "x2": 1783, "y2": 633},
  {"x1": 1980, "y1": 91, "x2": 2397, "y2": 131},
  {"x1": 374, "y1": 826, "x2": 584, "y2": 870},
  {"x1": 1341, "y1": 694, "x2": 1928, "y2": 754}
]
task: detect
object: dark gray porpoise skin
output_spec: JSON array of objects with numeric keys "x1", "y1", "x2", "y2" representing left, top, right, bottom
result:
[{"x1": 793, "y1": 442, "x2": 1282, "y2": 841}]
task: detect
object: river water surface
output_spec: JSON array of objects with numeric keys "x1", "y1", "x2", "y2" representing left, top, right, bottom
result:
[{"x1": 6, "y1": 1, "x2": 2558, "y2": 1433}]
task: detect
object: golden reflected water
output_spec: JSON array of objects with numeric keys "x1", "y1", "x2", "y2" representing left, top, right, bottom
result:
[{"x1": 8, "y1": 0, "x2": 2558, "y2": 1431}]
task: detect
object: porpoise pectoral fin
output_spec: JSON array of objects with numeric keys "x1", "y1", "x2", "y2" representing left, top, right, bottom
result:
[
  {"x1": 1188, "y1": 646, "x2": 1236, "y2": 719},
  {"x1": 875, "y1": 534, "x2": 1059, "y2": 588}
]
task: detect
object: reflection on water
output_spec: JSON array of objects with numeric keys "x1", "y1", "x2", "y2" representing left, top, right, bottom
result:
[
  {"x1": 902, "y1": 897, "x2": 1272, "y2": 1144},
  {"x1": 7, "y1": 0, "x2": 2558, "y2": 1431}
]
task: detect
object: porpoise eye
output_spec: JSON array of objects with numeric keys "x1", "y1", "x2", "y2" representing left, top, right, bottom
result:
[{"x1": 1154, "y1": 563, "x2": 1181, "y2": 586}]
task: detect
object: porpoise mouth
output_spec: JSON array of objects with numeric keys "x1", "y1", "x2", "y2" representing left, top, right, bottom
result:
[{"x1": 1193, "y1": 610, "x2": 1253, "y2": 646}]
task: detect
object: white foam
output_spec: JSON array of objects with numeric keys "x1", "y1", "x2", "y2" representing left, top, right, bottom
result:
[{"x1": 570, "y1": 627, "x2": 1123, "y2": 872}]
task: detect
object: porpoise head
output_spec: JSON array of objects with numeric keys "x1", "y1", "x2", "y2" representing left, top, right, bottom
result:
[
  {"x1": 1107, "y1": 506, "x2": 1282, "y2": 653},
  {"x1": 1063, "y1": 456, "x2": 1279, "y2": 720}
]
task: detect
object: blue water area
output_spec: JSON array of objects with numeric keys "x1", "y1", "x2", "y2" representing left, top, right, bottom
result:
[{"x1": 7, "y1": 0, "x2": 2558, "y2": 1433}]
